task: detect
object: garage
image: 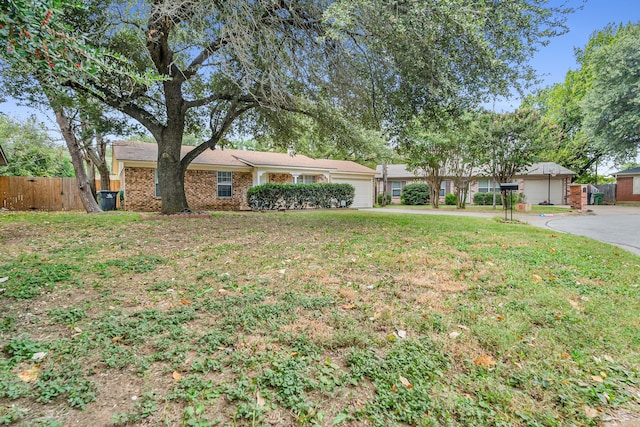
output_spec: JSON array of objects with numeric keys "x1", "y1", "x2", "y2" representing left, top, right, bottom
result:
[
  {"x1": 523, "y1": 178, "x2": 564, "y2": 205},
  {"x1": 332, "y1": 177, "x2": 374, "y2": 208}
]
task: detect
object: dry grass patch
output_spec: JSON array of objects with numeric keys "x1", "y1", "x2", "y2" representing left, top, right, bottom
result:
[{"x1": 0, "y1": 210, "x2": 639, "y2": 426}]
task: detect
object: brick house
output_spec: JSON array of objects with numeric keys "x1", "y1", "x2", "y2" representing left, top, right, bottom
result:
[
  {"x1": 613, "y1": 167, "x2": 640, "y2": 202},
  {"x1": 112, "y1": 141, "x2": 376, "y2": 211},
  {"x1": 375, "y1": 162, "x2": 575, "y2": 205}
]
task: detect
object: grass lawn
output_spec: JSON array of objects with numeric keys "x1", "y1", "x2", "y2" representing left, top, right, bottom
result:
[
  {"x1": 0, "y1": 210, "x2": 638, "y2": 426},
  {"x1": 377, "y1": 204, "x2": 572, "y2": 214}
]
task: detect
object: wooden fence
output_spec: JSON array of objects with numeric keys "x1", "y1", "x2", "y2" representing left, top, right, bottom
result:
[
  {"x1": 0, "y1": 176, "x2": 121, "y2": 211},
  {"x1": 594, "y1": 184, "x2": 617, "y2": 205}
]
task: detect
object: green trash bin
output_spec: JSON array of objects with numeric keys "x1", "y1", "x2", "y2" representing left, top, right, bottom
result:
[
  {"x1": 593, "y1": 193, "x2": 603, "y2": 205},
  {"x1": 98, "y1": 190, "x2": 118, "y2": 211}
]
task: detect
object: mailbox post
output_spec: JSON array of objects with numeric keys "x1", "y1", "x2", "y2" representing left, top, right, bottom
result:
[{"x1": 499, "y1": 183, "x2": 519, "y2": 221}]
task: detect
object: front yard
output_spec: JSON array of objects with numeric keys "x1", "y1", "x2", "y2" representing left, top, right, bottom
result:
[{"x1": 0, "y1": 211, "x2": 638, "y2": 426}]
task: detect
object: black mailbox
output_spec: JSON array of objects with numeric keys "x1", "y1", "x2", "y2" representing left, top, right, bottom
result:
[{"x1": 499, "y1": 183, "x2": 519, "y2": 191}]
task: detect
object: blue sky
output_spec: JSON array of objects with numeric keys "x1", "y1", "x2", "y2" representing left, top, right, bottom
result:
[
  {"x1": 493, "y1": 0, "x2": 640, "y2": 111},
  {"x1": 533, "y1": 0, "x2": 638, "y2": 88}
]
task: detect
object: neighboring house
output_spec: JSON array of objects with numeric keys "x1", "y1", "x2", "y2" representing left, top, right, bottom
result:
[
  {"x1": 375, "y1": 162, "x2": 575, "y2": 205},
  {"x1": 0, "y1": 144, "x2": 7, "y2": 166},
  {"x1": 112, "y1": 141, "x2": 376, "y2": 211},
  {"x1": 375, "y1": 164, "x2": 454, "y2": 203},
  {"x1": 613, "y1": 167, "x2": 640, "y2": 202}
]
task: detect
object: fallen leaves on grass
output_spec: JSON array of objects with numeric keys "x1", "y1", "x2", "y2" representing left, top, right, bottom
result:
[
  {"x1": 256, "y1": 391, "x2": 266, "y2": 408},
  {"x1": 172, "y1": 371, "x2": 182, "y2": 381},
  {"x1": 583, "y1": 406, "x2": 599, "y2": 419},
  {"x1": 18, "y1": 365, "x2": 40, "y2": 382},
  {"x1": 474, "y1": 355, "x2": 496, "y2": 368},
  {"x1": 399, "y1": 375, "x2": 413, "y2": 389},
  {"x1": 532, "y1": 274, "x2": 543, "y2": 282}
]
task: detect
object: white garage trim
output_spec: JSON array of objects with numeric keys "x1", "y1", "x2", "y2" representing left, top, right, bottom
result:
[{"x1": 331, "y1": 177, "x2": 374, "y2": 208}]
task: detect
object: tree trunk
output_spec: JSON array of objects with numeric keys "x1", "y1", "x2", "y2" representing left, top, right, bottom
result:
[
  {"x1": 381, "y1": 162, "x2": 388, "y2": 207},
  {"x1": 157, "y1": 129, "x2": 189, "y2": 214},
  {"x1": 83, "y1": 132, "x2": 111, "y2": 191},
  {"x1": 85, "y1": 157, "x2": 97, "y2": 198},
  {"x1": 52, "y1": 107, "x2": 102, "y2": 213},
  {"x1": 426, "y1": 176, "x2": 441, "y2": 209}
]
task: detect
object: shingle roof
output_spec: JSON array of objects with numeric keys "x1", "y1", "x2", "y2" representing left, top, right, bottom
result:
[
  {"x1": 112, "y1": 141, "x2": 375, "y2": 175},
  {"x1": 375, "y1": 162, "x2": 575, "y2": 178},
  {"x1": 613, "y1": 167, "x2": 640, "y2": 175}
]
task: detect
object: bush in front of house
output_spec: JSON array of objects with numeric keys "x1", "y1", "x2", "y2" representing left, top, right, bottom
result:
[
  {"x1": 445, "y1": 193, "x2": 457, "y2": 205},
  {"x1": 400, "y1": 183, "x2": 430, "y2": 205},
  {"x1": 473, "y1": 192, "x2": 502, "y2": 205},
  {"x1": 247, "y1": 183, "x2": 355, "y2": 210},
  {"x1": 377, "y1": 193, "x2": 391, "y2": 205}
]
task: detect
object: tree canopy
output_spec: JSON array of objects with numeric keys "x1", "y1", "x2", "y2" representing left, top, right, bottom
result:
[
  {"x1": 2, "y1": 0, "x2": 572, "y2": 213},
  {"x1": 582, "y1": 23, "x2": 640, "y2": 161},
  {"x1": 0, "y1": 114, "x2": 74, "y2": 177}
]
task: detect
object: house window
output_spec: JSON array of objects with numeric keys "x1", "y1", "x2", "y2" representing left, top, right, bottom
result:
[
  {"x1": 154, "y1": 169, "x2": 160, "y2": 197},
  {"x1": 439, "y1": 181, "x2": 446, "y2": 197},
  {"x1": 391, "y1": 181, "x2": 402, "y2": 197},
  {"x1": 633, "y1": 176, "x2": 640, "y2": 195},
  {"x1": 217, "y1": 171, "x2": 232, "y2": 198},
  {"x1": 294, "y1": 175, "x2": 317, "y2": 184},
  {"x1": 478, "y1": 179, "x2": 498, "y2": 193}
]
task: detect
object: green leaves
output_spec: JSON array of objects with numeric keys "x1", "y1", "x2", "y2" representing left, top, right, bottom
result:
[{"x1": 247, "y1": 183, "x2": 355, "y2": 211}]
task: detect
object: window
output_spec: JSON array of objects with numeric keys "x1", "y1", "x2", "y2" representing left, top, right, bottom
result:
[
  {"x1": 439, "y1": 181, "x2": 446, "y2": 197},
  {"x1": 217, "y1": 171, "x2": 232, "y2": 198},
  {"x1": 633, "y1": 176, "x2": 640, "y2": 195},
  {"x1": 478, "y1": 179, "x2": 498, "y2": 193},
  {"x1": 154, "y1": 169, "x2": 161, "y2": 197},
  {"x1": 391, "y1": 181, "x2": 402, "y2": 197},
  {"x1": 294, "y1": 175, "x2": 317, "y2": 184}
]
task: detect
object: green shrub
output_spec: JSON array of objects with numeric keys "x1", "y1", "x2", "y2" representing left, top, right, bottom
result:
[
  {"x1": 473, "y1": 191, "x2": 522, "y2": 206},
  {"x1": 377, "y1": 194, "x2": 391, "y2": 205},
  {"x1": 247, "y1": 183, "x2": 355, "y2": 210},
  {"x1": 400, "y1": 184, "x2": 430, "y2": 205},
  {"x1": 444, "y1": 193, "x2": 457, "y2": 205},
  {"x1": 473, "y1": 192, "x2": 501, "y2": 205}
]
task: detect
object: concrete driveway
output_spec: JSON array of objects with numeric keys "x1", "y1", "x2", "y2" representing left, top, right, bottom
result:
[
  {"x1": 361, "y1": 205, "x2": 640, "y2": 256},
  {"x1": 540, "y1": 206, "x2": 640, "y2": 256}
]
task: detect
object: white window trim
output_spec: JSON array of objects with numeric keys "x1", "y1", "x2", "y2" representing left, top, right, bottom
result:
[
  {"x1": 633, "y1": 176, "x2": 640, "y2": 195},
  {"x1": 391, "y1": 181, "x2": 402, "y2": 197},
  {"x1": 217, "y1": 171, "x2": 233, "y2": 198},
  {"x1": 478, "y1": 179, "x2": 498, "y2": 193},
  {"x1": 295, "y1": 175, "x2": 317, "y2": 184}
]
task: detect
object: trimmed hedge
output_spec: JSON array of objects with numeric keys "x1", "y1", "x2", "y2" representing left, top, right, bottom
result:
[
  {"x1": 473, "y1": 192, "x2": 501, "y2": 205},
  {"x1": 247, "y1": 183, "x2": 355, "y2": 210},
  {"x1": 400, "y1": 183, "x2": 430, "y2": 205},
  {"x1": 445, "y1": 193, "x2": 457, "y2": 205},
  {"x1": 473, "y1": 191, "x2": 522, "y2": 206}
]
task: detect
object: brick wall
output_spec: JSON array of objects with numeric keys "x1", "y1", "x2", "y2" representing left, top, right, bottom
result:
[
  {"x1": 616, "y1": 177, "x2": 640, "y2": 202},
  {"x1": 268, "y1": 173, "x2": 292, "y2": 184},
  {"x1": 124, "y1": 167, "x2": 253, "y2": 211},
  {"x1": 124, "y1": 167, "x2": 161, "y2": 212}
]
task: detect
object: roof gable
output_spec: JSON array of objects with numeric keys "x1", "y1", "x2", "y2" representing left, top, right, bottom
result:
[{"x1": 614, "y1": 167, "x2": 640, "y2": 175}]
